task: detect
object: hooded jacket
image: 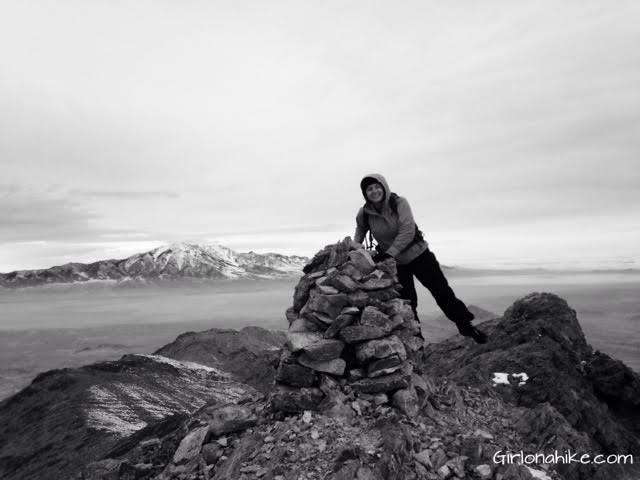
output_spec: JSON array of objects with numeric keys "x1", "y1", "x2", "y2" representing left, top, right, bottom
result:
[{"x1": 354, "y1": 173, "x2": 428, "y2": 265}]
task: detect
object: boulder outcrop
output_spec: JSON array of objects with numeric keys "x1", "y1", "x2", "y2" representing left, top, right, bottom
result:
[
  {"x1": 87, "y1": 291, "x2": 637, "y2": 480},
  {"x1": 421, "y1": 292, "x2": 640, "y2": 480}
]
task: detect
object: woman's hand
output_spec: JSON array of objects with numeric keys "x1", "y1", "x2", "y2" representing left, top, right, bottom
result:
[{"x1": 372, "y1": 251, "x2": 392, "y2": 263}]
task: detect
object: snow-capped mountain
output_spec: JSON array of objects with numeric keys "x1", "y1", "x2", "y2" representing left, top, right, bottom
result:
[{"x1": 0, "y1": 243, "x2": 309, "y2": 288}]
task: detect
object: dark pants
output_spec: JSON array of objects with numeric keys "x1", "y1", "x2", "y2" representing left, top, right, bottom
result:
[{"x1": 396, "y1": 248, "x2": 474, "y2": 324}]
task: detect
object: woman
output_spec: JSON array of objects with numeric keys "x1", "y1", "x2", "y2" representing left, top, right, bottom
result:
[{"x1": 354, "y1": 173, "x2": 487, "y2": 344}]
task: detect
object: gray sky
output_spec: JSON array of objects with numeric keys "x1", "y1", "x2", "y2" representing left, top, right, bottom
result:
[{"x1": 1, "y1": 0, "x2": 639, "y2": 271}]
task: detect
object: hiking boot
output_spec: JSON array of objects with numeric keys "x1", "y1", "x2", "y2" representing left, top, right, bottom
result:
[{"x1": 456, "y1": 321, "x2": 488, "y2": 344}]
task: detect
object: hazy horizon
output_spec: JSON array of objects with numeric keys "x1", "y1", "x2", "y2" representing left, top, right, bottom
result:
[
  {"x1": 2, "y1": 239, "x2": 640, "y2": 276},
  {"x1": 1, "y1": 1, "x2": 639, "y2": 272}
]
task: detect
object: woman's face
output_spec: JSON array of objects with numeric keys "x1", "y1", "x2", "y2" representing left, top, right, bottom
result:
[{"x1": 365, "y1": 182, "x2": 385, "y2": 203}]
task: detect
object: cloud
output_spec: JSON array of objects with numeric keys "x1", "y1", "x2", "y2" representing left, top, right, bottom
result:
[
  {"x1": 0, "y1": 186, "x2": 150, "y2": 243},
  {"x1": 71, "y1": 189, "x2": 180, "y2": 199}
]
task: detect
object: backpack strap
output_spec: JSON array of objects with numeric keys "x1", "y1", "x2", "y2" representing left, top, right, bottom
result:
[
  {"x1": 362, "y1": 210, "x2": 375, "y2": 250},
  {"x1": 363, "y1": 192, "x2": 425, "y2": 254}
]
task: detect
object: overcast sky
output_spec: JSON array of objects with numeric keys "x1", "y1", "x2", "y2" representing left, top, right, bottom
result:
[{"x1": 1, "y1": 0, "x2": 639, "y2": 271}]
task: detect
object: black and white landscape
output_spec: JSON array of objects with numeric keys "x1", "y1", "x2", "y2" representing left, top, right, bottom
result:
[
  {"x1": 0, "y1": 242, "x2": 308, "y2": 288},
  {"x1": 1, "y1": 1, "x2": 639, "y2": 479},
  {"x1": 0, "y1": 244, "x2": 638, "y2": 480}
]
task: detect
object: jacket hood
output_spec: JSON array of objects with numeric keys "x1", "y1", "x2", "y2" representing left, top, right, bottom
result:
[{"x1": 360, "y1": 173, "x2": 391, "y2": 206}]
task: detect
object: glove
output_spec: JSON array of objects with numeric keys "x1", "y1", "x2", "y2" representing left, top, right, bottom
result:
[{"x1": 372, "y1": 251, "x2": 392, "y2": 263}]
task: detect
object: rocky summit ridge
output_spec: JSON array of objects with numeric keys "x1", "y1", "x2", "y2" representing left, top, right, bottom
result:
[
  {"x1": 0, "y1": 239, "x2": 638, "y2": 480},
  {"x1": 0, "y1": 242, "x2": 308, "y2": 288}
]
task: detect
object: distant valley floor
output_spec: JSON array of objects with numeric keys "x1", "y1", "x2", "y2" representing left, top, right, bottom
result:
[{"x1": 1, "y1": 272, "x2": 638, "y2": 400}]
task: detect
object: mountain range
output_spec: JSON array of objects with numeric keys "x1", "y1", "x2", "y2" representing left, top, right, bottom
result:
[{"x1": 0, "y1": 243, "x2": 309, "y2": 288}]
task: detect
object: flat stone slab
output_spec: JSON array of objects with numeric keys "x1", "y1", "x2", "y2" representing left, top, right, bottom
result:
[
  {"x1": 340, "y1": 307, "x2": 361, "y2": 315},
  {"x1": 365, "y1": 288, "x2": 400, "y2": 303},
  {"x1": 367, "y1": 355, "x2": 404, "y2": 378},
  {"x1": 173, "y1": 425, "x2": 209, "y2": 464},
  {"x1": 289, "y1": 317, "x2": 324, "y2": 333},
  {"x1": 317, "y1": 284, "x2": 340, "y2": 295},
  {"x1": 286, "y1": 331, "x2": 324, "y2": 351},
  {"x1": 303, "y1": 310, "x2": 335, "y2": 326},
  {"x1": 355, "y1": 335, "x2": 407, "y2": 363},
  {"x1": 360, "y1": 278, "x2": 394, "y2": 290},
  {"x1": 302, "y1": 339, "x2": 345, "y2": 361},
  {"x1": 339, "y1": 325, "x2": 387, "y2": 343},
  {"x1": 298, "y1": 355, "x2": 346, "y2": 375},
  {"x1": 351, "y1": 370, "x2": 410, "y2": 393}
]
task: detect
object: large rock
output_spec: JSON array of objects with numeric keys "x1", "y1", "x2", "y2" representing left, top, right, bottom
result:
[
  {"x1": 394, "y1": 328, "x2": 424, "y2": 353},
  {"x1": 348, "y1": 250, "x2": 376, "y2": 275},
  {"x1": 172, "y1": 425, "x2": 209, "y2": 464},
  {"x1": 275, "y1": 355, "x2": 316, "y2": 387},
  {"x1": 304, "y1": 290, "x2": 350, "y2": 319},
  {"x1": 367, "y1": 356, "x2": 404, "y2": 378},
  {"x1": 302, "y1": 339, "x2": 345, "y2": 361},
  {"x1": 286, "y1": 331, "x2": 324, "y2": 352},
  {"x1": 385, "y1": 298, "x2": 414, "y2": 321},
  {"x1": 327, "y1": 274, "x2": 360, "y2": 293},
  {"x1": 421, "y1": 292, "x2": 640, "y2": 464},
  {"x1": 360, "y1": 277, "x2": 394, "y2": 291},
  {"x1": 324, "y1": 313, "x2": 357, "y2": 339},
  {"x1": 293, "y1": 273, "x2": 320, "y2": 312},
  {"x1": 360, "y1": 306, "x2": 402, "y2": 333},
  {"x1": 303, "y1": 247, "x2": 331, "y2": 274},
  {"x1": 355, "y1": 336, "x2": 407, "y2": 363},
  {"x1": 339, "y1": 261, "x2": 365, "y2": 281},
  {"x1": 302, "y1": 310, "x2": 335, "y2": 326},
  {"x1": 288, "y1": 317, "x2": 324, "y2": 333},
  {"x1": 585, "y1": 351, "x2": 640, "y2": 414},
  {"x1": 339, "y1": 325, "x2": 387, "y2": 343},
  {"x1": 375, "y1": 257, "x2": 398, "y2": 279},
  {"x1": 202, "y1": 404, "x2": 257, "y2": 437},
  {"x1": 298, "y1": 355, "x2": 346, "y2": 376},
  {"x1": 317, "y1": 284, "x2": 340, "y2": 295},
  {"x1": 351, "y1": 370, "x2": 411, "y2": 393},
  {"x1": 326, "y1": 239, "x2": 351, "y2": 269},
  {"x1": 365, "y1": 288, "x2": 400, "y2": 303},
  {"x1": 391, "y1": 387, "x2": 419, "y2": 417}
]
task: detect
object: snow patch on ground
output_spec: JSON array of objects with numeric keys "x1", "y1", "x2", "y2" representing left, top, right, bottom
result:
[
  {"x1": 138, "y1": 354, "x2": 230, "y2": 377},
  {"x1": 492, "y1": 372, "x2": 529, "y2": 386},
  {"x1": 86, "y1": 385, "x2": 147, "y2": 436},
  {"x1": 526, "y1": 466, "x2": 552, "y2": 479},
  {"x1": 111, "y1": 383, "x2": 178, "y2": 419}
]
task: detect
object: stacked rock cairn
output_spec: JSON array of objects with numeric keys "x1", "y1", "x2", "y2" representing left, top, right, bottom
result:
[{"x1": 270, "y1": 237, "x2": 426, "y2": 414}]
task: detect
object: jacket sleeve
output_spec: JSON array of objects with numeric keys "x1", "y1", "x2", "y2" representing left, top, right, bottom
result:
[
  {"x1": 386, "y1": 197, "x2": 416, "y2": 258},
  {"x1": 354, "y1": 207, "x2": 368, "y2": 244}
]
